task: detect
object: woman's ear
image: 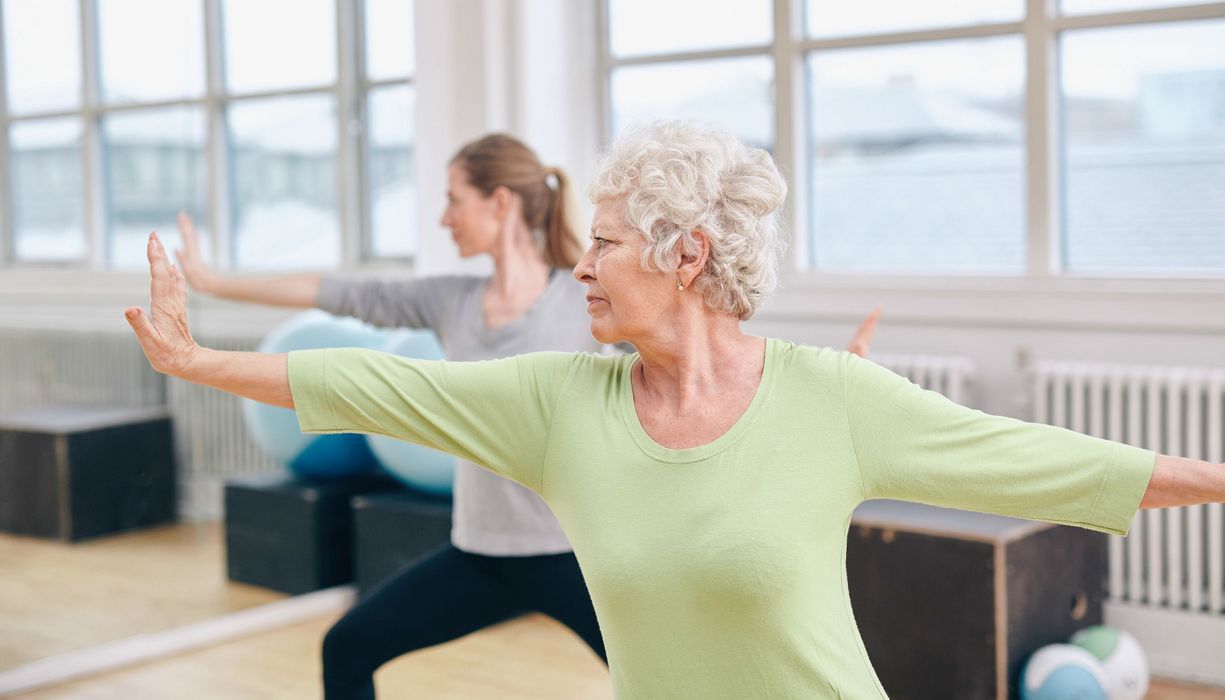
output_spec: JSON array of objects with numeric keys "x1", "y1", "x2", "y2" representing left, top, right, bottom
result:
[
  {"x1": 490, "y1": 186, "x2": 524, "y2": 222},
  {"x1": 677, "y1": 229, "x2": 710, "y2": 287},
  {"x1": 490, "y1": 185, "x2": 512, "y2": 213}
]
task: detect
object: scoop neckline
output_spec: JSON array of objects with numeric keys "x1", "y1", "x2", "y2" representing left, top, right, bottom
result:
[{"x1": 619, "y1": 337, "x2": 778, "y2": 463}]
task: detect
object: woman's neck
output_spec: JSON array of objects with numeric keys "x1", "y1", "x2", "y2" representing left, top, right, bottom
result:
[
  {"x1": 487, "y1": 220, "x2": 551, "y2": 301},
  {"x1": 632, "y1": 313, "x2": 764, "y2": 408}
]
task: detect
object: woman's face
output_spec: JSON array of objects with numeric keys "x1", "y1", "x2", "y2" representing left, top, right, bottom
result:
[
  {"x1": 439, "y1": 163, "x2": 500, "y2": 257},
  {"x1": 574, "y1": 198, "x2": 679, "y2": 344}
]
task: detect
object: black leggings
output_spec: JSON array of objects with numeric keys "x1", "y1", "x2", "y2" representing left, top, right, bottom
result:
[{"x1": 322, "y1": 544, "x2": 607, "y2": 699}]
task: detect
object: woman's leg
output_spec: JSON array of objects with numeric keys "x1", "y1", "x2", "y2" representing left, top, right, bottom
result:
[
  {"x1": 322, "y1": 544, "x2": 522, "y2": 700},
  {"x1": 498, "y1": 552, "x2": 607, "y2": 665}
]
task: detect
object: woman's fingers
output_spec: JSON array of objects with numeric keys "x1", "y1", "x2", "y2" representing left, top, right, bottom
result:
[
  {"x1": 124, "y1": 305, "x2": 160, "y2": 355},
  {"x1": 174, "y1": 211, "x2": 216, "y2": 293},
  {"x1": 177, "y1": 211, "x2": 198, "y2": 251},
  {"x1": 148, "y1": 233, "x2": 176, "y2": 310},
  {"x1": 847, "y1": 306, "x2": 882, "y2": 358},
  {"x1": 128, "y1": 232, "x2": 198, "y2": 375}
]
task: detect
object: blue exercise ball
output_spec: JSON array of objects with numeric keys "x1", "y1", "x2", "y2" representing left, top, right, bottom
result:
[
  {"x1": 366, "y1": 329, "x2": 455, "y2": 496},
  {"x1": 1020, "y1": 644, "x2": 1110, "y2": 700},
  {"x1": 242, "y1": 310, "x2": 387, "y2": 480}
]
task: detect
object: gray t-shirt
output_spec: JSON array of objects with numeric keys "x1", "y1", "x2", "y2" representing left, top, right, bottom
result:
[{"x1": 316, "y1": 269, "x2": 603, "y2": 555}]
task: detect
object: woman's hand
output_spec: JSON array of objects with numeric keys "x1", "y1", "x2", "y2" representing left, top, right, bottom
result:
[
  {"x1": 846, "y1": 306, "x2": 882, "y2": 358},
  {"x1": 174, "y1": 211, "x2": 219, "y2": 294},
  {"x1": 125, "y1": 232, "x2": 201, "y2": 377}
]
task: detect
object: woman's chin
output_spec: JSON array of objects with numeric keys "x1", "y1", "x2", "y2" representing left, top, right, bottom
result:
[{"x1": 588, "y1": 321, "x2": 619, "y2": 345}]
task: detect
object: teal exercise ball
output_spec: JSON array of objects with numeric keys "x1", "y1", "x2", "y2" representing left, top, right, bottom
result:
[
  {"x1": 366, "y1": 329, "x2": 455, "y2": 497},
  {"x1": 242, "y1": 310, "x2": 387, "y2": 480},
  {"x1": 1070, "y1": 626, "x2": 1149, "y2": 700},
  {"x1": 1020, "y1": 644, "x2": 1110, "y2": 700}
]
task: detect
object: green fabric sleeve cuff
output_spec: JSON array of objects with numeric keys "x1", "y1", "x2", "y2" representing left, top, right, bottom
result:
[
  {"x1": 1089, "y1": 443, "x2": 1157, "y2": 536},
  {"x1": 287, "y1": 349, "x2": 336, "y2": 434}
]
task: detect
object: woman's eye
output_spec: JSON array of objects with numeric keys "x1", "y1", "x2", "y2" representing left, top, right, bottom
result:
[{"x1": 594, "y1": 237, "x2": 607, "y2": 251}]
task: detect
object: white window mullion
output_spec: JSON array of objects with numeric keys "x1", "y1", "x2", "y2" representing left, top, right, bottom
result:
[
  {"x1": 1052, "y1": 2, "x2": 1225, "y2": 31},
  {"x1": 595, "y1": 0, "x2": 612, "y2": 147},
  {"x1": 0, "y1": 6, "x2": 12, "y2": 266},
  {"x1": 607, "y1": 43, "x2": 773, "y2": 67},
  {"x1": 796, "y1": 21, "x2": 1024, "y2": 52},
  {"x1": 1024, "y1": 0, "x2": 1060, "y2": 276},
  {"x1": 773, "y1": 0, "x2": 805, "y2": 271},
  {"x1": 80, "y1": 0, "x2": 105, "y2": 268},
  {"x1": 203, "y1": 0, "x2": 231, "y2": 269},
  {"x1": 336, "y1": 0, "x2": 364, "y2": 266}
]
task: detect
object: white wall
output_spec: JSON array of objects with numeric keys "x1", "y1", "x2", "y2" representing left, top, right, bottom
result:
[{"x1": 411, "y1": 0, "x2": 602, "y2": 277}]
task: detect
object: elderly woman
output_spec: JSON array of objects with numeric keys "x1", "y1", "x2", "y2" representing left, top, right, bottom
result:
[{"x1": 128, "y1": 121, "x2": 1224, "y2": 699}]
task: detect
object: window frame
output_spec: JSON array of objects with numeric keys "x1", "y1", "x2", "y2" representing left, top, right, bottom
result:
[
  {"x1": 0, "y1": 0, "x2": 416, "y2": 271},
  {"x1": 597, "y1": 0, "x2": 1225, "y2": 284}
]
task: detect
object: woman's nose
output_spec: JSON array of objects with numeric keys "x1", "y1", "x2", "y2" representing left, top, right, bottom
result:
[{"x1": 574, "y1": 245, "x2": 596, "y2": 282}]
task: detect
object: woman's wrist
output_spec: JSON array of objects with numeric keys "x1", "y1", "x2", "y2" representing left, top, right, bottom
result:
[
  {"x1": 171, "y1": 343, "x2": 209, "y2": 382},
  {"x1": 195, "y1": 271, "x2": 221, "y2": 297}
]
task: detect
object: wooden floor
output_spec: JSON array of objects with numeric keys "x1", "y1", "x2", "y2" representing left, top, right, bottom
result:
[
  {"x1": 2, "y1": 523, "x2": 1222, "y2": 699},
  {"x1": 14, "y1": 614, "x2": 612, "y2": 700},
  {"x1": 0, "y1": 523, "x2": 282, "y2": 669},
  {"x1": 8, "y1": 611, "x2": 1223, "y2": 699}
]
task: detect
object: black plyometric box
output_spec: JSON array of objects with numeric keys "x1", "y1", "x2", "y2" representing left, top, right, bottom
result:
[
  {"x1": 0, "y1": 406, "x2": 176, "y2": 541},
  {"x1": 352, "y1": 489, "x2": 453, "y2": 596},
  {"x1": 847, "y1": 500, "x2": 1105, "y2": 700},
  {"x1": 224, "y1": 473, "x2": 399, "y2": 595}
]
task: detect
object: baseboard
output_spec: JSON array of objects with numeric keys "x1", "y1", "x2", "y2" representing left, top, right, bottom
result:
[{"x1": 1105, "y1": 601, "x2": 1225, "y2": 686}]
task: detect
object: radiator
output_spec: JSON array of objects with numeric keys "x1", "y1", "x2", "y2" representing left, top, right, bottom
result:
[
  {"x1": 1031, "y1": 360, "x2": 1225, "y2": 684},
  {"x1": 0, "y1": 329, "x2": 278, "y2": 520},
  {"x1": 0, "y1": 329, "x2": 164, "y2": 411},
  {"x1": 873, "y1": 352, "x2": 975, "y2": 405},
  {"x1": 169, "y1": 333, "x2": 280, "y2": 518}
]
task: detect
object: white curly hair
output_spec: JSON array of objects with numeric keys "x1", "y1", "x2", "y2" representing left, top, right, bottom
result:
[{"x1": 588, "y1": 120, "x2": 788, "y2": 320}]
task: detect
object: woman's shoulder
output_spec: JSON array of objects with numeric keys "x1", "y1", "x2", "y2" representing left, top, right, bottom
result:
[
  {"x1": 507, "y1": 350, "x2": 629, "y2": 395},
  {"x1": 767, "y1": 339, "x2": 871, "y2": 399},
  {"x1": 769, "y1": 337, "x2": 849, "y2": 368}
]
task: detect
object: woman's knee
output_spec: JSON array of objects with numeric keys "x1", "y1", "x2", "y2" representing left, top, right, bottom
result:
[{"x1": 322, "y1": 613, "x2": 366, "y2": 670}]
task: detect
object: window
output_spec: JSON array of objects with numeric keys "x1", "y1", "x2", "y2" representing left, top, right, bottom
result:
[
  {"x1": 102, "y1": 106, "x2": 207, "y2": 268},
  {"x1": 605, "y1": 0, "x2": 774, "y2": 150},
  {"x1": 0, "y1": 0, "x2": 417, "y2": 270},
  {"x1": 601, "y1": 0, "x2": 1225, "y2": 277},
  {"x1": 1061, "y1": 19, "x2": 1225, "y2": 273},
  {"x1": 807, "y1": 39, "x2": 1025, "y2": 272},
  {"x1": 8, "y1": 118, "x2": 84, "y2": 261},
  {"x1": 364, "y1": 0, "x2": 416, "y2": 259}
]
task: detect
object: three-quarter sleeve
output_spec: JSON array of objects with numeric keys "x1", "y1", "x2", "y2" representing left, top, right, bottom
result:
[
  {"x1": 287, "y1": 348, "x2": 578, "y2": 493},
  {"x1": 316, "y1": 275, "x2": 466, "y2": 330},
  {"x1": 843, "y1": 353, "x2": 1156, "y2": 536}
]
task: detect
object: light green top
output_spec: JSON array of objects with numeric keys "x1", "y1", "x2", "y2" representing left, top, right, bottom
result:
[{"x1": 288, "y1": 338, "x2": 1155, "y2": 699}]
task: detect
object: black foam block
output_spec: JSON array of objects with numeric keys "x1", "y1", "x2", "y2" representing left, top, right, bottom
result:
[
  {"x1": 224, "y1": 473, "x2": 398, "y2": 594},
  {"x1": 847, "y1": 500, "x2": 1105, "y2": 700},
  {"x1": 0, "y1": 406, "x2": 176, "y2": 541},
  {"x1": 351, "y1": 488, "x2": 453, "y2": 596}
]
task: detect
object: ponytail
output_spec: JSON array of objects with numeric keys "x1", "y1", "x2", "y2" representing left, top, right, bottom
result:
[
  {"x1": 542, "y1": 166, "x2": 583, "y2": 268},
  {"x1": 451, "y1": 134, "x2": 583, "y2": 268}
]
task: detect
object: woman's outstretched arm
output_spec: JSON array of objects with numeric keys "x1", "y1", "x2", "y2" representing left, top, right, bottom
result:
[
  {"x1": 125, "y1": 231, "x2": 294, "y2": 408},
  {"x1": 1141, "y1": 455, "x2": 1225, "y2": 509},
  {"x1": 175, "y1": 212, "x2": 321, "y2": 308}
]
